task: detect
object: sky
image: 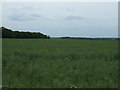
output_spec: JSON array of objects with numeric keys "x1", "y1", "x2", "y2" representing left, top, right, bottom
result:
[{"x1": 1, "y1": 2, "x2": 118, "y2": 37}]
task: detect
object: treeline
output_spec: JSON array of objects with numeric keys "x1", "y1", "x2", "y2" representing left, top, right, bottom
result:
[
  {"x1": 0, "y1": 27, "x2": 50, "y2": 39},
  {"x1": 60, "y1": 37, "x2": 119, "y2": 40}
]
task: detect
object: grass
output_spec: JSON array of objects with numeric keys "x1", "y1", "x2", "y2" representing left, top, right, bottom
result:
[
  {"x1": 0, "y1": 38, "x2": 2, "y2": 87},
  {"x1": 2, "y1": 39, "x2": 118, "y2": 88}
]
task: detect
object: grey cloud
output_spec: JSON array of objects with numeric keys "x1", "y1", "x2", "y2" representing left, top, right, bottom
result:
[
  {"x1": 8, "y1": 14, "x2": 43, "y2": 21},
  {"x1": 65, "y1": 15, "x2": 85, "y2": 20},
  {"x1": 8, "y1": 15, "x2": 34, "y2": 21},
  {"x1": 8, "y1": 14, "x2": 84, "y2": 22}
]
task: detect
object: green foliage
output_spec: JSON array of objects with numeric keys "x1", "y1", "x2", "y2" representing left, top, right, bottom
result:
[
  {"x1": 1, "y1": 27, "x2": 50, "y2": 39},
  {"x1": 2, "y1": 39, "x2": 118, "y2": 88}
]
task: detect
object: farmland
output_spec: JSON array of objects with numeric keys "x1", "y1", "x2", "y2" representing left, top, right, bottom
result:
[{"x1": 2, "y1": 39, "x2": 118, "y2": 88}]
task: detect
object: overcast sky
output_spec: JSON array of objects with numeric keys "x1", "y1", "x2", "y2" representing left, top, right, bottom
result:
[{"x1": 2, "y1": 2, "x2": 118, "y2": 37}]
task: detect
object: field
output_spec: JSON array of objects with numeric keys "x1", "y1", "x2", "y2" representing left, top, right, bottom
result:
[{"x1": 2, "y1": 39, "x2": 118, "y2": 88}]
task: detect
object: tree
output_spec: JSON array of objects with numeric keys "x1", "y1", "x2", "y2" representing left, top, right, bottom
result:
[{"x1": 1, "y1": 27, "x2": 50, "y2": 39}]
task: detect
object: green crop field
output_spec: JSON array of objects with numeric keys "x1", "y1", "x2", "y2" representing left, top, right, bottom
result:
[{"x1": 2, "y1": 39, "x2": 118, "y2": 88}]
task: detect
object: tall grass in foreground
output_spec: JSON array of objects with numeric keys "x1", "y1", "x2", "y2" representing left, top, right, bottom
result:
[{"x1": 2, "y1": 39, "x2": 118, "y2": 88}]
